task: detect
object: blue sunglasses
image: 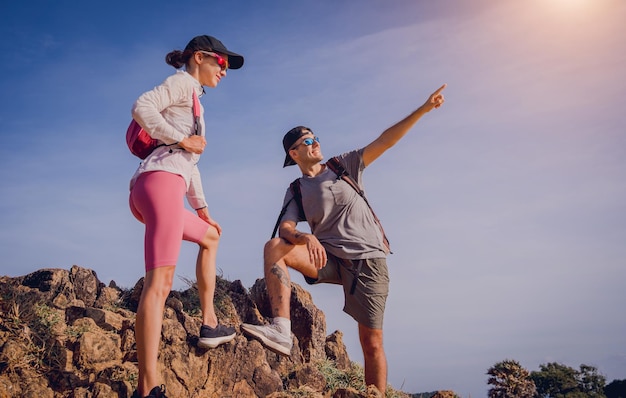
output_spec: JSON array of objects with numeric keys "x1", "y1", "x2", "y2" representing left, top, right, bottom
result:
[{"x1": 291, "y1": 136, "x2": 320, "y2": 150}]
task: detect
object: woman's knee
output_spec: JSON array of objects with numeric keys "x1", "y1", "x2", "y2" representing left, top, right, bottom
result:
[
  {"x1": 199, "y1": 227, "x2": 220, "y2": 249},
  {"x1": 142, "y1": 266, "x2": 175, "y2": 300}
]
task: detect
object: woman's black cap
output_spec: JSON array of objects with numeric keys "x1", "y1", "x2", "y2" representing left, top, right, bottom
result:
[{"x1": 185, "y1": 35, "x2": 244, "y2": 69}]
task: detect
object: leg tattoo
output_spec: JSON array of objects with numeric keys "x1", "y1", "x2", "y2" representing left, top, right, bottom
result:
[
  {"x1": 270, "y1": 263, "x2": 291, "y2": 289},
  {"x1": 270, "y1": 263, "x2": 291, "y2": 317}
]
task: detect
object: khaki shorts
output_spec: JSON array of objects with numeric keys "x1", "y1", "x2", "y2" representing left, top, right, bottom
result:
[{"x1": 305, "y1": 253, "x2": 389, "y2": 329}]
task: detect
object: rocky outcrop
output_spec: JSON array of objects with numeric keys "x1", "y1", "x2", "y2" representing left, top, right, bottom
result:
[
  {"x1": 430, "y1": 392, "x2": 459, "y2": 398},
  {"x1": 0, "y1": 265, "x2": 396, "y2": 397},
  {"x1": 0, "y1": 265, "x2": 460, "y2": 397}
]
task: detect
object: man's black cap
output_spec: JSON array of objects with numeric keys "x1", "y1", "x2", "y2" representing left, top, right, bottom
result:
[{"x1": 282, "y1": 126, "x2": 312, "y2": 167}]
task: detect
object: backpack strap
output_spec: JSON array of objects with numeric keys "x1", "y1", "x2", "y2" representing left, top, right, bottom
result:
[
  {"x1": 192, "y1": 91, "x2": 201, "y2": 135},
  {"x1": 271, "y1": 156, "x2": 392, "y2": 254},
  {"x1": 168, "y1": 91, "x2": 201, "y2": 155},
  {"x1": 271, "y1": 178, "x2": 304, "y2": 238},
  {"x1": 290, "y1": 178, "x2": 306, "y2": 221},
  {"x1": 326, "y1": 156, "x2": 391, "y2": 253}
]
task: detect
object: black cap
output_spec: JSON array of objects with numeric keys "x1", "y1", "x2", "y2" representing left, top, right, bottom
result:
[
  {"x1": 184, "y1": 35, "x2": 244, "y2": 69},
  {"x1": 282, "y1": 126, "x2": 312, "y2": 167}
]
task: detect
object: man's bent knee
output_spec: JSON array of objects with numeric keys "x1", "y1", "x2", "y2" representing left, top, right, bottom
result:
[
  {"x1": 264, "y1": 237, "x2": 285, "y2": 253},
  {"x1": 264, "y1": 237, "x2": 292, "y2": 264}
]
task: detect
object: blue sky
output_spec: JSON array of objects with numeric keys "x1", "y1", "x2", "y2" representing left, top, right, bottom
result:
[{"x1": 1, "y1": 0, "x2": 625, "y2": 396}]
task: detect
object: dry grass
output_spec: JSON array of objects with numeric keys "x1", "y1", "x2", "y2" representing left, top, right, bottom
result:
[{"x1": 316, "y1": 359, "x2": 410, "y2": 398}]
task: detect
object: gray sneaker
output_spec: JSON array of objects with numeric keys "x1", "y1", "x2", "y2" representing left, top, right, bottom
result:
[
  {"x1": 198, "y1": 324, "x2": 236, "y2": 349},
  {"x1": 241, "y1": 323, "x2": 293, "y2": 356}
]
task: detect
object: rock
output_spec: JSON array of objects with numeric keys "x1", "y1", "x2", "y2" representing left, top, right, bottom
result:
[
  {"x1": 69, "y1": 265, "x2": 102, "y2": 307},
  {"x1": 325, "y1": 330, "x2": 351, "y2": 371},
  {"x1": 285, "y1": 363, "x2": 327, "y2": 392},
  {"x1": 432, "y1": 391, "x2": 459, "y2": 398},
  {"x1": 75, "y1": 329, "x2": 123, "y2": 372},
  {"x1": 0, "y1": 265, "x2": 454, "y2": 397},
  {"x1": 250, "y1": 278, "x2": 327, "y2": 364},
  {"x1": 84, "y1": 307, "x2": 125, "y2": 332},
  {"x1": 94, "y1": 286, "x2": 121, "y2": 309}
]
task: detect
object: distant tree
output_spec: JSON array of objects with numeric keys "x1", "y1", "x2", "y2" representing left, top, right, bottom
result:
[
  {"x1": 530, "y1": 362, "x2": 606, "y2": 398},
  {"x1": 578, "y1": 364, "x2": 606, "y2": 397},
  {"x1": 531, "y1": 362, "x2": 579, "y2": 397},
  {"x1": 487, "y1": 359, "x2": 537, "y2": 398},
  {"x1": 604, "y1": 379, "x2": 626, "y2": 398}
]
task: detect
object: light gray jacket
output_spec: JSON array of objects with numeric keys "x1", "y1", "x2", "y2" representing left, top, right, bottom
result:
[{"x1": 129, "y1": 70, "x2": 207, "y2": 210}]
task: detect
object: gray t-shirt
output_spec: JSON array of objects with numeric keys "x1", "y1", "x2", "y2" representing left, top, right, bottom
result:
[{"x1": 280, "y1": 149, "x2": 387, "y2": 260}]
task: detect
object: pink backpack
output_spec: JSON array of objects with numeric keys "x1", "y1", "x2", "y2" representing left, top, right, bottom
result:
[{"x1": 126, "y1": 91, "x2": 201, "y2": 159}]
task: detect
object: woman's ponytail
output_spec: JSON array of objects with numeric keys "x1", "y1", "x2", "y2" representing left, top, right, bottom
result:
[{"x1": 165, "y1": 50, "x2": 194, "y2": 69}]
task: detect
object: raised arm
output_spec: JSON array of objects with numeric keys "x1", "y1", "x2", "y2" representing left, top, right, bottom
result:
[{"x1": 362, "y1": 84, "x2": 446, "y2": 167}]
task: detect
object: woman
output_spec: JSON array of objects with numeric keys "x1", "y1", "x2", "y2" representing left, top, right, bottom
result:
[{"x1": 128, "y1": 35, "x2": 244, "y2": 398}]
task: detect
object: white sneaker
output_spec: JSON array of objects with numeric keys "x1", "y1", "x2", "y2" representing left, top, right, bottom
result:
[{"x1": 241, "y1": 323, "x2": 293, "y2": 356}]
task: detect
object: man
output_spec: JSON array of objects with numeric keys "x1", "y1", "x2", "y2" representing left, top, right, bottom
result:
[{"x1": 242, "y1": 84, "x2": 446, "y2": 394}]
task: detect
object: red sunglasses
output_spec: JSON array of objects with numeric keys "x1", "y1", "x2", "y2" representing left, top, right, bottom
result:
[{"x1": 199, "y1": 51, "x2": 229, "y2": 71}]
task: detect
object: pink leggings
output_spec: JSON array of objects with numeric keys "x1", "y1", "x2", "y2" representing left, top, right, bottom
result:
[{"x1": 129, "y1": 171, "x2": 210, "y2": 271}]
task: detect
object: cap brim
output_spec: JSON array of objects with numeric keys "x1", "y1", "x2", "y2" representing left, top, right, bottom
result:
[
  {"x1": 283, "y1": 154, "x2": 296, "y2": 167},
  {"x1": 222, "y1": 51, "x2": 244, "y2": 69}
]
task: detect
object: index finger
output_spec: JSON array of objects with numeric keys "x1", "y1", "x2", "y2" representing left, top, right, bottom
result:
[{"x1": 433, "y1": 83, "x2": 447, "y2": 95}]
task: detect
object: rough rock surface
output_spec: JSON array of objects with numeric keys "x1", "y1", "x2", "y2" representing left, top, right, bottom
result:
[{"x1": 0, "y1": 265, "x2": 455, "y2": 397}]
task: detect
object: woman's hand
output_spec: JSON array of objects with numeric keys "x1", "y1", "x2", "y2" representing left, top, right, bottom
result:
[
  {"x1": 179, "y1": 135, "x2": 206, "y2": 154},
  {"x1": 197, "y1": 207, "x2": 222, "y2": 235}
]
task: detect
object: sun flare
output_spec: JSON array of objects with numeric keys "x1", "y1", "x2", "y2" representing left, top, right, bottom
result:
[{"x1": 548, "y1": 0, "x2": 597, "y2": 10}]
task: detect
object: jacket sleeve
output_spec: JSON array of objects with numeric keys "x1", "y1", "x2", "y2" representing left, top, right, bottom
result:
[
  {"x1": 186, "y1": 164, "x2": 208, "y2": 210},
  {"x1": 131, "y1": 79, "x2": 188, "y2": 145}
]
